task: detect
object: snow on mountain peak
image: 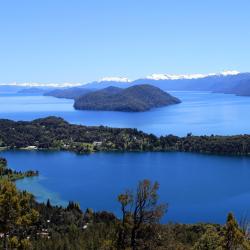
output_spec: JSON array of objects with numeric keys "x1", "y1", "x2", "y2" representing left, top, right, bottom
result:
[
  {"x1": 146, "y1": 73, "x2": 204, "y2": 80},
  {"x1": 0, "y1": 82, "x2": 83, "y2": 88},
  {"x1": 98, "y1": 77, "x2": 131, "y2": 83},
  {"x1": 146, "y1": 71, "x2": 240, "y2": 81},
  {"x1": 220, "y1": 70, "x2": 240, "y2": 76},
  {"x1": 0, "y1": 71, "x2": 241, "y2": 88}
]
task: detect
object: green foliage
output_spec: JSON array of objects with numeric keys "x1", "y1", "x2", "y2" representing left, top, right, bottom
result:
[
  {"x1": 2, "y1": 116, "x2": 250, "y2": 156},
  {"x1": 0, "y1": 158, "x2": 7, "y2": 177},
  {"x1": 0, "y1": 157, "x2": 38, "y2": 181},
  {"x1": 0, "y1": 180, "x2": 39, "y2": 249},
  {"x1": 0, "y1": 157, "x2": 7, "y2": 168},
  {"x1": 9, "y1": 236, "x2": 20, "y2": 249},
  {"x1": 67, "y1": 201, "x2": 81, "y2": 213},
  {"x1": 192, "y1": 226, "x2": 223, "y2": 250},
  {"x1": 117, "y1": 179, "x2": 167, "y2": 249},
  {"x1": 223, "y1": 212, "x2": 250, "y2": 250},
  {"x1": 1, "y1": 175, "x2": 250, "y2": 249},
  {"x1": 0, "y1": 116, "x2": 163, "y2": 152}
]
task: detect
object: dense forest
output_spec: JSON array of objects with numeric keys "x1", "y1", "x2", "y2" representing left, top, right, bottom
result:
[
  {"x1": 0, "y1": 170, "x2": 249, "y2": 249},
  {"x1": 74, "y1": 84, "x2": 181, "y2": 112},
  {"x1": 1, "y1": 116, "x2": 250, "y2": 156}
]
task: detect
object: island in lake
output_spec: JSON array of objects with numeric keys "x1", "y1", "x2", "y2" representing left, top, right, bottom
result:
[{"x1": 73, "y1": 84, "x2": 181, "y2": 112}]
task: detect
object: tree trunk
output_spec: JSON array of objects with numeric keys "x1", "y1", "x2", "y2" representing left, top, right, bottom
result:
[
  {"x1": 4, "y1": 233, "x2": 8, "y2": 250},
  {"x1": 131, "y1": 227, "x2": 136, "y2": 250}
]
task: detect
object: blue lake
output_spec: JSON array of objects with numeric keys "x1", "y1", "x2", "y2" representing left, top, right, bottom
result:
[
  {"x1": 1, "y1": 92, "x2": 250, "y2": 224},
  {"x1": 0, "y1": 150, "x2": 250, "y2": 224},
  {"x1": 1, "y1": 91, "x2": 250, "y2": 136}
]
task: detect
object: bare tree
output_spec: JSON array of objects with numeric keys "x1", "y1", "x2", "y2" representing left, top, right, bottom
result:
[{"x1": 118, "y1": 179, "x2": 167, "y2": 250}]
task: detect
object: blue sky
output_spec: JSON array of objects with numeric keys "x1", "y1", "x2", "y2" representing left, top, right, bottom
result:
[{"x1": 1, "y1": 0, "x2": 250, "y2": 83}]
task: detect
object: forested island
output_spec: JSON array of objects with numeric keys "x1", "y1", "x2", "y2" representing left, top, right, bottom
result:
[
  {"x1": 0, "y1": 116, "x2": 250, "y2": 156},
  {"x1": 0, "y1": 176, "x2": 248, "y2": 249},
  {"x1": 74, "y1": 84, "x2": 181, "y2": 112}
]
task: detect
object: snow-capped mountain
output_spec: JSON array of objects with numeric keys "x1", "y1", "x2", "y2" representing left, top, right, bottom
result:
[
  {"x1": 1, "y1": 71, "x2": 250, "y2": 96},
  {"x1": 134, "y1": 71, "x2": 250, "y2": 93},
  {"x1": 98, "y1": 77, "x2": 131, "y2": 83},
  {"x1": 0, "y1": 71, "x2": 241, "y2": 88},
  {"x1": 0, "y1": 82, "x2": 82, "y2": 88},
  {"x1": 146, "y1": 70, "x2": 240, "y2": 81}
]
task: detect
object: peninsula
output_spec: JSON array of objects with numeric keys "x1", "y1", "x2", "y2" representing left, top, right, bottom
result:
[{"x1": 0, "y1": 116, "x2": 249, "y2": 155}]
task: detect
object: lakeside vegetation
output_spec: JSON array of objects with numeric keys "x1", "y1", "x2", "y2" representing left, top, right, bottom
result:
[
  {"x1": 1, "y1": 116, "x2": 250, "y2": 156},
  {"x1": 0, "y1": 157, "x2": 38, "y2": 181},
  {"x1": 0, "y1": 177, "x2": 249, "y2": 249}
]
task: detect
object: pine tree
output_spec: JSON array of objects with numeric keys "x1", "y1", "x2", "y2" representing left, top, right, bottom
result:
[
  {"x1": 46, "y1": 199, "x2": 52, "y2": 208},
  {"x1": 223, "y1": 212, "x2": 248, "y2": 250}
]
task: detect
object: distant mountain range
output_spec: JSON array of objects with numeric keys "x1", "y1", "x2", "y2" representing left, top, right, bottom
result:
[
  {"x1": 83, "y1": 72, "x2": 250, "y2": 96},
  {"x1": 0, "y1": 86, "x2": 53, "y2": 94},
  {"x1": 2, "y1": 71, "x2": 250, "y2": 97},
  {"x1": 44, "y1": 87, "x2": 94, "y2": 99},
  {"x1": 18, "y1": 87, "x2": 48, "y2": 94},
  {"x1": 134, "y1": 72, "x2": 250, "y2": 93},
  {"x1": 74, "y1": 84, "x2": 181, "y2": 112}
]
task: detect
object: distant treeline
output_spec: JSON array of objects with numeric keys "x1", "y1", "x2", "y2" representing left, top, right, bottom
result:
[{"x1": 0, "y1": 116, "x2": 250, "y2": 155}]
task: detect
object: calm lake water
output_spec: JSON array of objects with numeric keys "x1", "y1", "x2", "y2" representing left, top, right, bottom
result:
[
  {"x1": 1, "y1": 92, "x2": 250, "y2": 136},
  {"x1": 1, "y1": 92, "x2": 250, "y2": 224},
  {"x1": 0, "y1": 150, "x2": 250, "y2": 224}
]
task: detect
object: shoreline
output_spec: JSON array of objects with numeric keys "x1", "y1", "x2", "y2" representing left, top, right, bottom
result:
[{"x1": 1, "y1": 146, "x2": 250, "y2": 158}]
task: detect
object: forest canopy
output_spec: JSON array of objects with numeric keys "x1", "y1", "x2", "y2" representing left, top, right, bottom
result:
[{"x1": 0, "y1": 116, "x2": 250, "y2": 155}]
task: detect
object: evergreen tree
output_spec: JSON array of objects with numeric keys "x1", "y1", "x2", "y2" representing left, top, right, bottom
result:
[
  {"x1": 0, "y1": 158, "x2": 7, "y2": 177},
  {"x1": 223, "y1": 212, "x2": 249, "y2": 250},
  {"x1": 46, "y1": 199, "x2": 52, "y2": 208}
]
